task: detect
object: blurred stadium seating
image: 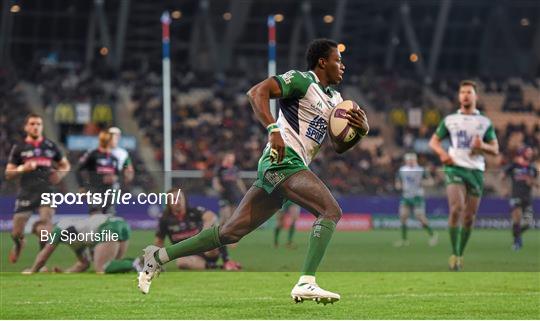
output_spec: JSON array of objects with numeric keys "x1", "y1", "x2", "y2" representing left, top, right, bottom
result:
[{"x1": 1, "y1": 0, "x2": 539, "y2": 199}]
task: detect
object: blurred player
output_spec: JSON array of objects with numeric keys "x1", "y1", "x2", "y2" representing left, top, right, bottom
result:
[
  {"x1": 77, "y1": 130, "x2": 119, "y2": 214},
  {"x1": 138, "y1": 39, "x2": 369, "y2": 304},
  {"x1": 24, "y1": 214, "x2": 132, "y2": 273},
  {"x1": 5, "y1": 113, "x2": 71, "y2": 263},
  {"x1": 155, "y1": 188, "x2": 241, "y2": 270},
  {"x1": 212, "y1": 152, "x2": 247, "y2": 225},
  {"x1": 394, "y1": 153, "x2": 438, "y2": 247},
  {"x1": 429, "y1": 80, "x2": 499, "y2": 271},
  {"x1": 274, "y1": 200, "x2": 300, "y2": 248},
  {"x1": 501, "y1": 146, "x2": 538, "y2": 250},
  {"x1": 108, "y1": 127, "x2": 135, "y2": 187}
]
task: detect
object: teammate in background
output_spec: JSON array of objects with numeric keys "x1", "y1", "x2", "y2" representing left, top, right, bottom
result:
[
  {"x1": 77, "y1": 130, "x2": 119, "y2": 214},
  {"x1": 212, "y1": 152, "x2": 247, "y2": 225},
  {"x1": 138, "y1": 39, "x2": 369, "y2": 304},
  {"x1": 501, "y1": 146, "x2": 538, "y2": 250},
  {"x1": 24, "y1": 214, "x2": 133, "y2": 273},
  {"x1": 274, "y1": 200, "x2": 301, "y2": 248},
  {"x1": 155, "y1": 188, "x2": 241, "y2": 270},
  {"x1": 429, "y1": 80, "x2": 499, "y2": 271},
  {"x1": 108, "y1": 127, "x2": 134, "y2": 186},
  {"x1": 5, "y1": 113, "x2": 71, "y2": 263},
  {"x1": 394, "y1": 153, "x2": 438, "y2": 247}
]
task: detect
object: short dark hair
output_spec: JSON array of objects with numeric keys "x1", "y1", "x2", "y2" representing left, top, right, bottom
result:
[
  {"x1": 24, "y1": 113, "x2": 42, "y2": 124},
  {"x1": 306, "y1": 39, "x2": 338, "y2": 70},
  {"x1": 459, "y1": 80, "x2": 477, "y2": 93}
]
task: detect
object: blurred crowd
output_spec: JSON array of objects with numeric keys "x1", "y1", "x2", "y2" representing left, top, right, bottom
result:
[{"x1": 2, "y1": 64, "x2": 539, "y2": 197}]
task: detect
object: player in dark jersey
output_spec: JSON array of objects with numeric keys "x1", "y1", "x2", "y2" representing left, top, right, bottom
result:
[
  {"x1": 501, "y1": 146, "x2": 538, "y2": 250},
  {"x1": 212, "y1": 152, "x2": 247, "y2": 226},
  {"x1": 5, "y1": 113, "x2": 71, "y2": 263},
  {"x1": 77, "y1": 130, "x2": 120, "y2": 214},
  {"x1": 155, "y1": 188, "x2": 241, "y2": 270}
]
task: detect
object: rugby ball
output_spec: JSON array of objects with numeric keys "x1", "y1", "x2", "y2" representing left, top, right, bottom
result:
[{"x1": 328, "y1": 100, "x2": 363, "y2": 144}]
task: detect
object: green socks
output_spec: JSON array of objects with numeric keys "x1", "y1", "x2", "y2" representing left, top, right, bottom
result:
[
  {"x1": 401, "y1": 223, "x2": 407, "y2": 240},
  {"x1": 449, "y1": 226, "x2": 459, "y2": 256},
  {"x1": 457, "y1": 227, "x2": 471, "y2": 256},
  {"x1": 287, "y1": 221, "x2": 296, "y2": 244},
  {"x1": 156, "y1": 225, "x2": 222, "y2": 264},
  {"x1": 301, "y1": 219, "x2": 336, "y2": 275},
  {"x1": 104, "y1": 259, "x2": 135, "y2": 273},
  {"x1": 423, "y1": 224, "x2": 434, "y2": 236},
  {"x1": 274, "y1": 227, "x2": 281, "y2": 246}
]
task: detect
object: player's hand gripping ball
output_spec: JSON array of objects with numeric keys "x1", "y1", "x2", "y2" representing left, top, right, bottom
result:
[{"x1": 328, "y1": 100, "x2": 369, "y2": 148}]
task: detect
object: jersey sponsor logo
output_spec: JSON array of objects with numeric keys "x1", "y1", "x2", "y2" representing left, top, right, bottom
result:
[
  {"x1": 305, "y1": 115, "x2": 327, "y2": 144},
  {"x1": 96, "y1": 166, "x2": 116, "y2": 174},
  {"x1": 25, "y1": 157, "x2": 52, "y2": 167},
  {"x1": 171, "y1": 229, "x2": 199, "y2": 242},
  {"x1": 456, "y1": 130, "x2": 472, "y2": 149},
  {"x1": 21, "y1": 150, "x2": 34, "y2": 158},
  {"x1": 280, "y1": 70, "x2": 296, "y2": 84}
]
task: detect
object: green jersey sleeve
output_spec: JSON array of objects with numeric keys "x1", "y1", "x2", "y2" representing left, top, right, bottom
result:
[
  {"x1": 273, "y1": 70, "x2": 311, "y2": 99},
  {"x1": 51, "y1": 226, "x2": 63, "y2": 245},
  {"x1": 483, "y1": 123, "x2": 497, "y2": 142},
  {"x1": 434, "y1": 118, "x2": 448, "y2": 139}
]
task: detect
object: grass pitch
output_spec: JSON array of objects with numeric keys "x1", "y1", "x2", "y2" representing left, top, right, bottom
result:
[{"x1": 1, "y1": 229, "x2": 539, "y2": 319}]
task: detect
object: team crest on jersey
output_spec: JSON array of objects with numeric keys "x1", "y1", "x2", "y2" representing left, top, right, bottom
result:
[
  {"x1": 45, "y1": 150, "x2": 55, "y2": 158},
  {"x1": 305, "y1": 115, "x2": 327, "y2": 144},
  {"x1": 311, "y1": 101, "x2": 323, "y2": 112}
]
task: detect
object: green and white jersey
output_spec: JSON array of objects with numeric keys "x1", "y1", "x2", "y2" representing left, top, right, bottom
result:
[
  {"x1": 435, "y1": 110, "x2": 497, "y2": 171},
  {"x1": 398, "y1": 165, "x2": 426, "y2": 198},
  {"x1": 273, "y1": 70, "x2": 343, "y2": 165},
  {"x1": 51, "y1": 214, "x2": 110, "y2": 250}
]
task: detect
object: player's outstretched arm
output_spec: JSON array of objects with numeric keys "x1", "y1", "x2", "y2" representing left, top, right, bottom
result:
[{"x1": 25, "y1": 243, "x2": 57, "y2": 273}]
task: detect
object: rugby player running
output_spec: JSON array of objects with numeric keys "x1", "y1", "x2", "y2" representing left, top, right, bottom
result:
[{"x1": 137, "y1": 39, "x2": 369, "y2": 304}]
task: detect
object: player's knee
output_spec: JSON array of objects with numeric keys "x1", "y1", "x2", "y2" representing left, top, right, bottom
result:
[
  {"x1": 449, "y1": 204, "x2": 464, "y2": 217},
  {"x1": 322, "y1": 202, "x2": 342, "y2": 223},
  {"x1": 463, "y1": 214, "x2": 475, "y2": 227},
  {"x1": 218, "y1": 227, "x2": 244, "y2": 245}
]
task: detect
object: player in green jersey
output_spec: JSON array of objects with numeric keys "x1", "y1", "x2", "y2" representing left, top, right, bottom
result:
[
  {"x1": 23, "y1": 214, "x2": 134, "y2": 274},
  {"x1": 138, "y1": 39, "x2": 369, "y2": 304},
  {"x1": 429, "y1": 80, "x2": 499, "y2": 271},
  {"x1": 394, "y1": 153, "x2": 438, "y2": 247}
]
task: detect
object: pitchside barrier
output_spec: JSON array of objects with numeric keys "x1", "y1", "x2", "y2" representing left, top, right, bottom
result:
[{"x1": 0, "y1": 195, "x2": 538, "y2": 231}]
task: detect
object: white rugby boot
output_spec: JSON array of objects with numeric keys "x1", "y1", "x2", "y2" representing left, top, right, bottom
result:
[
  {"x1": 137, "y1": 245, "x2": 162, "y2": 294},
  {"x1": 291, "y1": 283, "x2": 340, "y2": 305}
]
